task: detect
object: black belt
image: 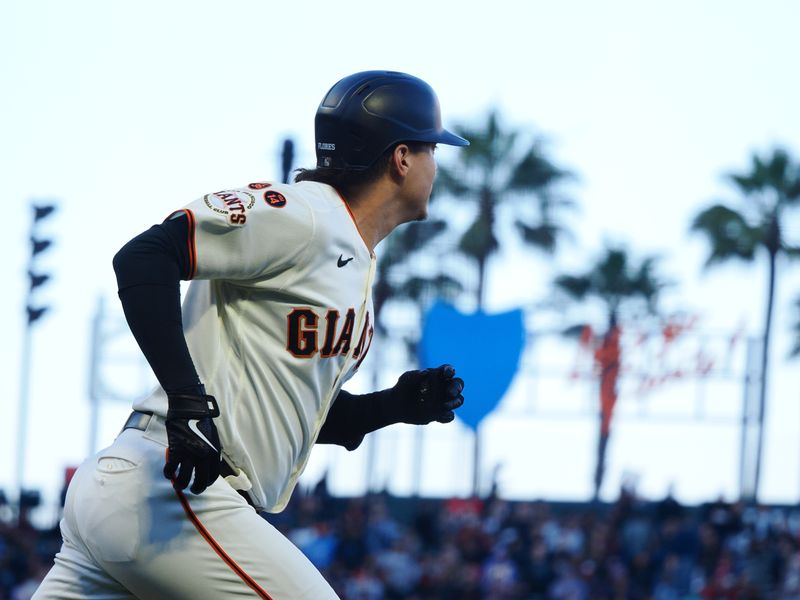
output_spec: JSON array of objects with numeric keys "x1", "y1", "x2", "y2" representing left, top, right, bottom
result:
[
  {"x1": 123, "y1": 410, "x2": 255, "y2": 508},
  {"x1": 122, "y1": 410, "x2": 155, "y2": 433}
]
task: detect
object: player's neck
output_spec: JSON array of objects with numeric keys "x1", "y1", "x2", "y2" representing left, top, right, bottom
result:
[{"x1": 346, "y1": 180, "x2": 410, "y2": 252}]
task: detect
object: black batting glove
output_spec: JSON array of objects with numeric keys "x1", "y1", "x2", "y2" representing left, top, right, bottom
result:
[
  {"x1": 164, "y1": 391, "x2": 222, "y2": 495},
  {"x1": 392, "y1": 364, "x2": 465, "y2": 425}
]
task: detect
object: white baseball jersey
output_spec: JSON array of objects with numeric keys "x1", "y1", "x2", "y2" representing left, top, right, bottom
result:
[{"x1": 134, "y1": 180, "x2": 376, "y2": 512}]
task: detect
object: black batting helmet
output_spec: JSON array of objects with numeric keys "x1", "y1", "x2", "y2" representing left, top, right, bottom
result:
[{"x1": 315, "y1": 70, "x2": 469, "y2": 170}]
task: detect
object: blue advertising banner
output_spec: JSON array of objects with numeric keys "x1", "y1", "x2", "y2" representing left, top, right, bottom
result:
[{"x1": 418, "y1": 302, "x2": 526, "y2": 430}]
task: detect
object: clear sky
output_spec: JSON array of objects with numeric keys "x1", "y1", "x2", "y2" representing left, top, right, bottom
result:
[{"x1": 2, "y1": 0, "x2": 799, "y2": 517}]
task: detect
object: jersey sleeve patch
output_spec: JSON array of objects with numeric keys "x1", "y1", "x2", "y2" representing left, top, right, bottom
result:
[
  {"x1": 203, "y1": 190, "x2": 257, "y2": 226},
  {"x1": 248, "y1": 182, "x2": 272, "y2": 190},
  {"x1": 263, "y1": 190, "x2": 287, "y2": 208}
]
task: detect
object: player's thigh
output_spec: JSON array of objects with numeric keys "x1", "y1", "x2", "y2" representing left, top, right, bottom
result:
[
  {"x1": 33, "y1": 535, "x2": 136, "y2": 600},
  {"x1": 33, "y1": 455, "x2": 139, "y2": 600},
  {"x1": 109, "y1": 482, "x2": 339, "y2": 600}
]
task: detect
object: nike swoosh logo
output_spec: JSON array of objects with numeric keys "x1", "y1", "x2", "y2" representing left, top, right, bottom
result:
[
  {"x1": 188, "y1": 419, "x2": 216, "y2": 450},
  {"x1": 337, "y1": 255, "x2": 354, "y2": 268}
]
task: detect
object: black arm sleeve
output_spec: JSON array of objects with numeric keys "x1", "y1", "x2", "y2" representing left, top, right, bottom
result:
[
  {"x1": 112, "y1": 212, "x2": 203, "y2": 395},
  {"x1": 317, "y1": 388, "x2": 400, "y2": 451}
]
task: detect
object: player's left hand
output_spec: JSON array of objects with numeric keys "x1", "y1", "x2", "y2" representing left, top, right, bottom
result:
[
  {"x1": 163, "y1": 392, "x2": 223, "y2": 494},
  {"x1": 393, "y1": 364, "x2": 465, "y2": 425}
]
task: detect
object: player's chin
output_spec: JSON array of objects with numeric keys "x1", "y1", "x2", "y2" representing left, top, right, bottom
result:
[{"x1": 414, "y1": 196, "x2": 431, "y2": 221}]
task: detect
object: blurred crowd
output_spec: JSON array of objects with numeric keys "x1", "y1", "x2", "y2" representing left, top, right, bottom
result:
[
  {"x1": 0, "y1": 505, "x2": 60, "y2": 600},
  {"x1": 1, "y1": 482, "x2": 799, "y2": 599},
  {"x1": 268, "y1": 483, "x2": 800, "y2": 600}
]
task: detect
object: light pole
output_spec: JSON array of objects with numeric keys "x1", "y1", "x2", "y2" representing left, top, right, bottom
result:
[{"x1": 16, "y1": 202, "x2": 57, "y2": 503}]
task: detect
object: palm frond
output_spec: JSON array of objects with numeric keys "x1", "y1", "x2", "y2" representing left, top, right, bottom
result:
[
  {"x1": 729, "y1": 153, "x2": 771, "y2": 194},
  {"x1": 508, "y1": 145, "x2": 571, "y2": 191},
  {"x1": 515, "y1": 221, "x2": 558, "y2": 253},
  {"x1": 453, "y1": 110, "x2": 517, "y2": 174},
  {"x1": 690, "y1": 204, "x2": 760, "y2": 266},
  {"x1": 595, "y1": 248, "x2": 630, "y2": 297},
  {"x1": 783, "y1": 245, "x2": 800, "y2": 260},
  {"x1": 767, "y1": 149, "x2": 791, "y2": 187},
  {"x1": 554, "y1": 246, "x2": 667, "y2": 320},
  {"x1": 562, "y1": 323, "x2": 590, "y2": 338},
  {"x1": 458, "y1": 215, "x2": 498, "y2": 261},
  {"x1": 787, "y1": 179, "x2": 800, "y2": 203},
  {"x1": 555, "y1": 274, "x2": 592, "y2": 300},
  {"x1": 728, "y1": 148, "x2": 799, "y2": 201},
  {"x1": 434, "y1": 163, "x2": 473, "y2": 198},
  {"x1": 429, "y1": 274, "x2": 464, "y2": 300},
  {"x1": 395, "y1": 273, "x2": 464, "y2": 303},
  {"x1": 633, "y1": 256, "x2": 669, "y2": 311}
]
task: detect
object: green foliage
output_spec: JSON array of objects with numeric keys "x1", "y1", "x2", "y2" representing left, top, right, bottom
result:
[
  {"x1": 397, "y1": 274, "x2": 463, "y2": 304},
  {"x1": 554, "y1": 274, "x2": 592, "y2": 301},
  {"x1": 432, "y1": 164, "x2": 469, "y2": 197},
  {"x1": 458, "y1": 214, "x2": 498, "y2": 260},
  {"x1": 453, "y1": 111, "x2": 516, "y2": 175},
  {"x1": 561, "y1": 323, "x2": 589, "y2": 338},
  {"x1": 691, "y1": 205, "x2": 760, "y2": 264},
  {"x1": 693, "y1": 147, "x2": 800, "y2": 265},
  {"x1": 435, "y1": 109, "x2": 574, "y2": 307},
  {"x1": 516, "y1": 222, "x2": 559, "y2": 253},
  {"x1": 508, "y1": 144, "x2": 568, "y2": 191},
  {"x1": 374, "y1": 218, "x2": 460, "y2": 338},
  {"x1": 554, "y1": 246, "x2": 668, "y2": 327},
  {"x1": 727, "y1": 148, "x2": 800, "y2": 203},
  {"x1": 690, "y1": 146, "x2": 800, "y2": 361}
]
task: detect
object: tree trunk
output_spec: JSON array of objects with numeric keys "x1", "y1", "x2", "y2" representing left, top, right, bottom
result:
[
  {"x1": 476, "y1": 254, "x2": 487, "y2": 311},
  {"x1": 473, "y1": 427, "x2": 481, "y2": 497},
  {"x1": 593, "y1": 433, "x2": 609, "y2": 502},
  {"x1": 593, "y1": 316, "x2": 621, "y2": 502},
  {"x1": 475, "y1": 187, "x2": 495, "y2": 311},
  {"x1": 753, "y1": 242, "x2": 778, "y2": 502}
]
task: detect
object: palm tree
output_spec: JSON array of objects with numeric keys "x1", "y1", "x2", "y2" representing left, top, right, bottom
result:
[
  {"x1": 434, "y1": 110, "x2": 575, "y2": 495},
  {"x1": 690, "y1": 147, "x2": 800, "y2": 501},
  {"x1": 436, "y1": 110, "x2": 574, "y2": 309},
  {"x1": 555, "y1": 246, "x2": 668, "y2": 501}
]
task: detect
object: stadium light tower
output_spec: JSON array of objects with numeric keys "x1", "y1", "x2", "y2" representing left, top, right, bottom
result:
[{"x1": 16, "y1": 201, "x2": 57, "y2": 503}]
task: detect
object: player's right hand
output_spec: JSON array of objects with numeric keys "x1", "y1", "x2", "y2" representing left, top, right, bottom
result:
[
  {"x1": 393, "y1": 364, "x2": 465, "y2": 425},
  {"x1": 163, "y1": 392, "x2": 223, "y2": 495}
]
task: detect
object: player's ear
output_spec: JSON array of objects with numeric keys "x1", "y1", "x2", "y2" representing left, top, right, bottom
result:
[{"x1": 390, "y1": 144, "x2": 411, "y2": 178}]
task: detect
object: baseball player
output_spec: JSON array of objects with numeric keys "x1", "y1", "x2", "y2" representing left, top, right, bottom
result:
[{"x1": 34, "y1": 70, "x2": 468, "y2": 599}]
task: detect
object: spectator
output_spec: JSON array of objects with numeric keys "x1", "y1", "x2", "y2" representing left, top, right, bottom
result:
[
  {"x1": 289, "y1": 521, "x2": 338, "y2": 571},
  {"x1": 365, "y1": 497, "x2": 402, "y2": 553},
  {"x1": 480, "y1": 545, "x2": 518, "y2": 599},
  {"x1": 548, "y1": 557, "x2": 589, "y2": 600},
  {"x1": 341, "y1": 563, "x2": 384, "y2": 600},
  {"x1": 374, "y1": 534, "x2": 421, "y2": 597}
]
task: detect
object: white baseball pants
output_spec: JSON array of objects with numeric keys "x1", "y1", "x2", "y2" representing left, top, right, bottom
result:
[{"x1": 33, "y1": 416, "x2": 339, "y2": 599}]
